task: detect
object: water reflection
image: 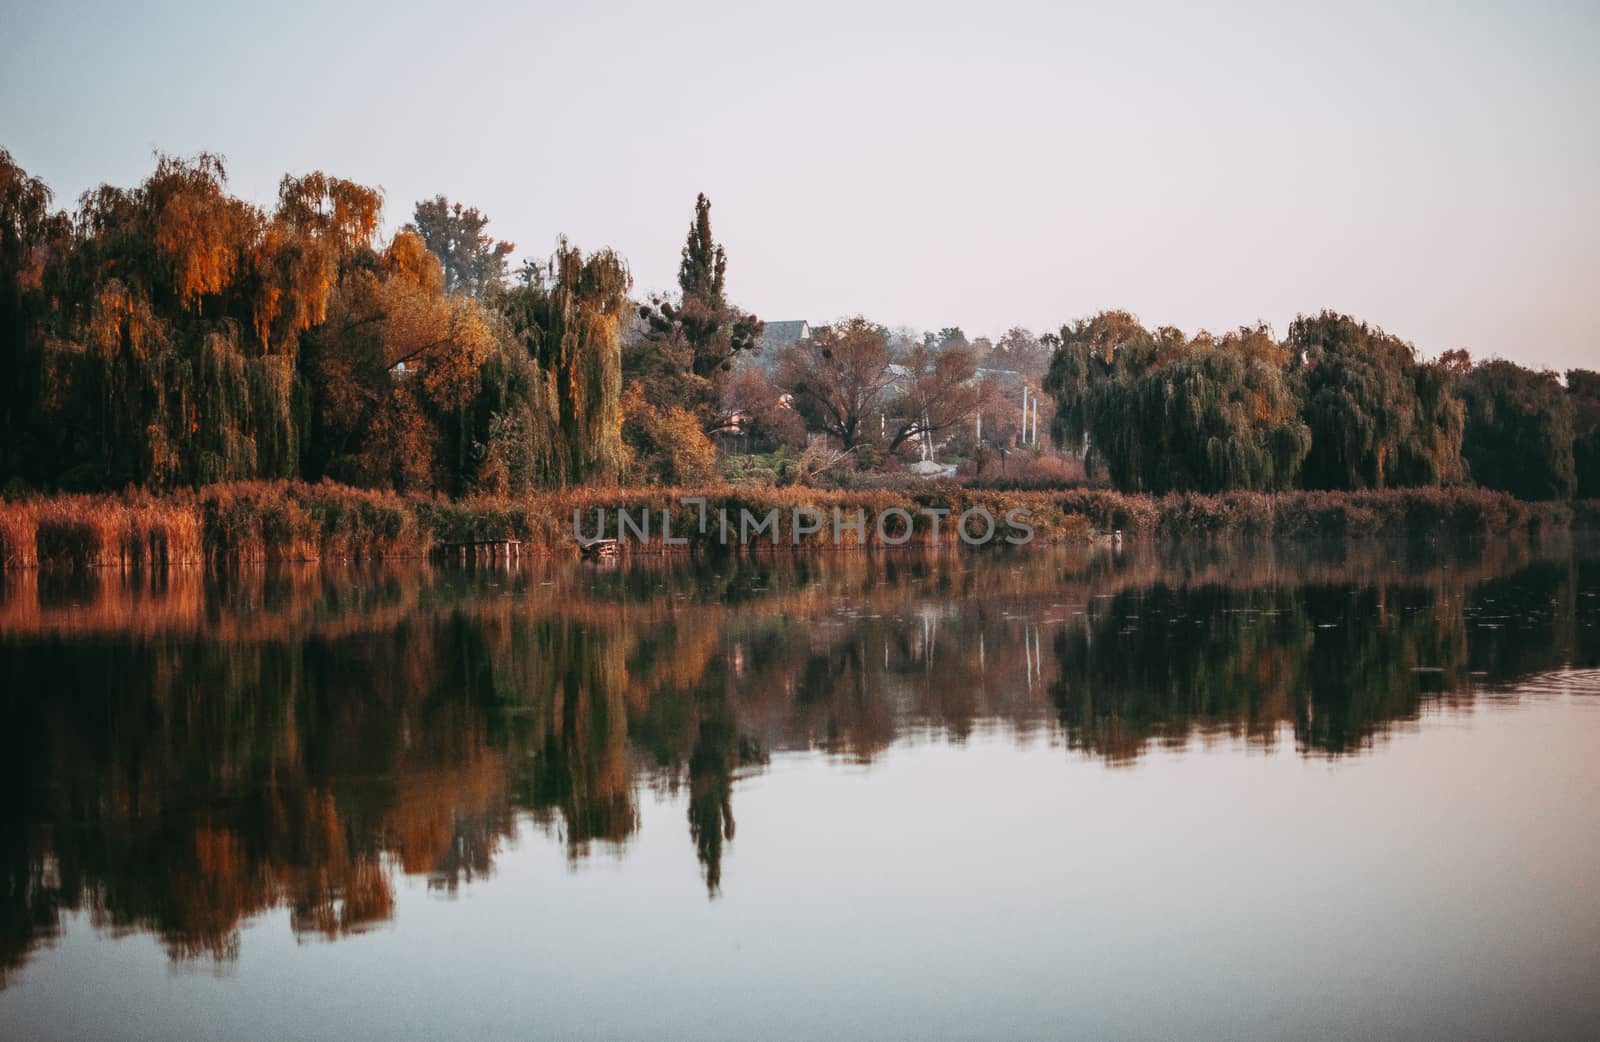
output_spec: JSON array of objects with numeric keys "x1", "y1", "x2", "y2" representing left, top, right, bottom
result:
[{"x1": 1, "y1": 537, "x2": 1596, "y2": 983}]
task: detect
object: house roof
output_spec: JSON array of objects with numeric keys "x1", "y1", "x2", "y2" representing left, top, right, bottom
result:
[{"x1": 760, "y1": 320, "x2": 810, "y2": 351}]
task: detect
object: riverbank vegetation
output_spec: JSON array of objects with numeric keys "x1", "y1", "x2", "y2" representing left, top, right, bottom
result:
[
  {"x1": 1042, "y1": 311, "x2": 1597, "y2": 500},
  {"x1": 0, "y1": 481, "x2": 1584, "y2": 570},
  {"x1": 3, "y1": 146, "x2": 1598, "y2": 570}
]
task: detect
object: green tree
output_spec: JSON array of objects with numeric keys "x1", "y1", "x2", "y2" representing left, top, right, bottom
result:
[
  {"x1": 1458, "y1": 360, "x2": 1575, "y2": 500},
  {"x1": 627, "y1": 194, "x2": 762, "y2": 430},
  {"x1": 502, "y1": 240, "x2": 630, "y2": 485},
  {"x1": 1568, "y1": 369, "x2": 1600, "y2": 498},
  {"x1": 1071, "y1": 326, "x2": 1310, "y2": 493},
  {"x1": 925, "y1": 326, "x2": 969, "y2": 351},
  {"x1": 1043, "y1": 310, "x2": 1162, "y2": 460},
  {"x1": 467, "y1": 310, "x2": 561, "y2": 496},
  {"x1": 411, "y1": 196, "x2": 514, "y2": 298},
  {"x1": 1289, "y1": 312, "x2": 1460, "y2": 490},
  {"x1": 1397, "y1": 359, "x2": 1467, "y2": 487}
]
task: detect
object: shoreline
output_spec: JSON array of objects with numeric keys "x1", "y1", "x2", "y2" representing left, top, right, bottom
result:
[{"x1": 0, "y1": 480, "x2": 1592, "y2": 571}]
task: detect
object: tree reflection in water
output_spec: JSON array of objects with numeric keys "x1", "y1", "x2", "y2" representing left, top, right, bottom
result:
[{"x1": 1, "y1": 536, "x2": 1596, "y2": 981}]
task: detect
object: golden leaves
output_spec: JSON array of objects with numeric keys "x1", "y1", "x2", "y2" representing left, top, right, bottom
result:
[
  {"x1": 383, "y1": 229, "x2": 445, "y2": 295},
  {"x1": 152, "y1": 187, "x2": 255, "y2": 309},
  {"x1": 86, "y1": 278, "x2": 163, "y2": 360}
]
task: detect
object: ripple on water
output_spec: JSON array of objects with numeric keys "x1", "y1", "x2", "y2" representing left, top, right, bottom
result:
[{"x1": 1512, "y1": 668, "x2": 1600, "y2": 699}]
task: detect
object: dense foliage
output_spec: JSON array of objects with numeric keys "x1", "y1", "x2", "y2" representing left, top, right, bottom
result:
[
  {"x1": 1046, "y1": 316, "x2": 1311, "y2": 493},
  {"x1": 1457, "y1": 360, "x2": 1575, "y2": 501},
  {"x1": 0, "y1": 150, "x2": 626, "y2": 495},
  {"x1": 1043, "y1": 308, "x2": 1590, "y2": 501},
  {"x1": 1, "y1": 148, "x2": 1592, "y2": 504},
  {"x1": 1570, "y1": 369, "x2": 1600, "y2": 499},
  {"x1": 1289, "y1": 312, "x2": 1465, "y2": 490}
]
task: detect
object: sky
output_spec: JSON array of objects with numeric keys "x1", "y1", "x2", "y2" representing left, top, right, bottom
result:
[{"x1": 2, "y1": 0, "x2": 1596, "y2": 370}]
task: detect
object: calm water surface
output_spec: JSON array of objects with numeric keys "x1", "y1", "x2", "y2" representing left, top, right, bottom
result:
[{"x1": 2, "y1": 538, "x2": 1598, "y2": 1041}]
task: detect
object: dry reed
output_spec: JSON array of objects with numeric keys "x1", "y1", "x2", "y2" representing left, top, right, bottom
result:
[{"x1": 0, "y1": 481, "x2": 1589, "y2": 571}]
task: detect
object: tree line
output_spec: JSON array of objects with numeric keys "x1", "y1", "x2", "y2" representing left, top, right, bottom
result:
[
  {"x1": 1043, "y1": 310, "x2": 1598, "y2": 500},
  {"x1": 2, "y1": 147, "x2": 1596, "y2": 500}
]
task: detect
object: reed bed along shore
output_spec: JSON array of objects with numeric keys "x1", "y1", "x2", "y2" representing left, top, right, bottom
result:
[{"x1": 0, "y1": 480, "x2": 1591, "y2": 571}]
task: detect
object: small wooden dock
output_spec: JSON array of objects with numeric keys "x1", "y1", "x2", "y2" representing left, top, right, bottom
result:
[
  {"x1": 579, "y1": 538, "x2": 620, "y2": 560},
  {"x1": 432, "y1": 539, "x2": 522, "y2": 564}
]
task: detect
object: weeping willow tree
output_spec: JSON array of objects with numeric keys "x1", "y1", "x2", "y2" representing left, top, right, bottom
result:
[
  {"x1": 12, "y1": 152, "x2": 380, "y2": 489},
  {"x1": 468, "y1": 322, "x2": 562, "y2": 495},
  {"x1": 1288, "y1": 311, "x2": 1463, "y2": 490},
  {"x1": 1043, "y1": 310, "x2": 1161, "y2": 458},
  {"x1": 1054, "y1": 321, "x2": 1310, "y2": 493},
  {"x1": 1046, "y1": 309, "x2": 1463, "y2": 494},
  {"x1": 1396, "y1": 360, "x2": 1467, "y2": 487},
  {"x1": 1, "y1": 149, "x2": 72, "y2": 484},
  {"x1": 501, "y1": 240, "x2": 629, "y2": 486}
]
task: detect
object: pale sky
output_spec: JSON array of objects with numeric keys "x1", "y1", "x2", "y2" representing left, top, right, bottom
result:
[{"x1": 2, "y1": 0, "x2": 1596, "y2": 370}]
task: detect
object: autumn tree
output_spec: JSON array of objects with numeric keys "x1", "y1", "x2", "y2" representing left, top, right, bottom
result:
[
  {"x1": 411, "y1": 196, "x2": 514, "y2": 298},
  {"x1": 775, "y1": 317, "x2": 894, "y2": 450},
  {"x1": 722, "y1": 365, "x2": 806, "y2": 452},
  {"x1": 884, "y1": 340, "x2": 987, "y2": 454},
  {"x1": 620, "y1": 382, "x2": 717, "y2": 485},
  {"x1": 19, "y1": 153, "x2": 380, "y2": 488},
  {"x1": 301, "y1": 229, "x2": 495, "y2": 491},
  {"x1": 0, "y1": 151, "x2": 645, "y2": 495},
  {"x1": 969, "y1": 381, "x2": 1031, "y2": 455}
]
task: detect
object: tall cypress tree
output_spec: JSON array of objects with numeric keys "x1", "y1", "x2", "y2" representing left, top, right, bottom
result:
[
  {"x1": 629, "y1": 194, "x2": 762, "y2": 431},
  {"x1": 677, "y1": 193, "x2": 726, "y2": 310}
]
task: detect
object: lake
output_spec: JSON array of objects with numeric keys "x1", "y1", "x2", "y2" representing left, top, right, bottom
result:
[{"x1": 2, "y1": 538, "x2": 1598, "y2": 1041}]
